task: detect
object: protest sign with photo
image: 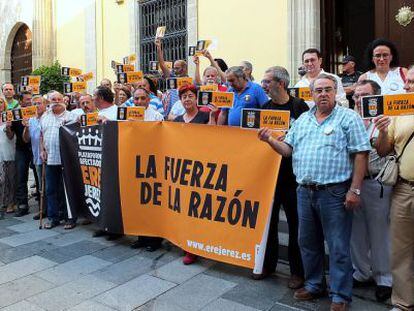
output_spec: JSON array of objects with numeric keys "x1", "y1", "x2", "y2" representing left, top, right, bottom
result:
[
  {"x1": 166, "y1": 77, "x2": 193, "y2": 90},
  {"x1": 241, "y1": 109, "x2": 290, "y2": 131},
  {"x1": 61, "y1": 67, "x2": 82, "y2": 77},
  {"x1": 63, "y1": 81, "x2": 87, "y2": 94},
  {"x1": 155, "y1": 26, "x2": 166, "y2": 39},
  {"x1": 117, "y1": 106, "x2": 145, "y2": 121},
  {"x1": 197, "y1": 91, "x2": 234, "y2": 108},
  {"x1": 117, "y1": 71, "x2": 144, "y2": 84},
  {"x1": 361, "y1": 93, "x2": 414, "y2": 118},
  {"x1": 80, "y1": 112, "x2": 99, "y2": 127},
  {"x1": 123, "y1": 54, "x2": 137, "y2": 64},
  {"x1": 288, "y1": 87, "x2": 312, "y2": 101}
]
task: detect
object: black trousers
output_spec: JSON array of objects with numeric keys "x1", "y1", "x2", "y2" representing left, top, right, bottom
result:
[{"x1": 263, "y1": 184, "x2": 304, "y2": 277}]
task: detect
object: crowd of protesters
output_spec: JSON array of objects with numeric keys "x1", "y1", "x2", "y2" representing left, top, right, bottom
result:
[{"x1": 0, "y1": 37, "x2": 413, "y2": 311}]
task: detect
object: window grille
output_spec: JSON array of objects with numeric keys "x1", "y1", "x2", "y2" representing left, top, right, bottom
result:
[{"x1": 139, "y1": 0, "x2": 187, "y2": 83}]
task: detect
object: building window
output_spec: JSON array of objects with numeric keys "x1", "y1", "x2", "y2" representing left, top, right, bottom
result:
[{"x1": 139, "y1": 0, "x2": 187, "y2": 77}]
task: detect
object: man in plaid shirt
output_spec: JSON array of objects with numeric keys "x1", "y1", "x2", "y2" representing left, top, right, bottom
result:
[
  {"x1": 258, "y1": 74, "x2": 370, "y2": 311},
  {"x1": 40, "y1": 91, "x2": 76, "y2": 229}
]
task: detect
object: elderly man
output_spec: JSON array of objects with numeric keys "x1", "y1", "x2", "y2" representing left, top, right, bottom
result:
[
  {"x1": 40, "y1": 91, "x2": 76, "y2": 229},
  {"x1": 259, "y1": 74, "x2": 370, "y2": 311},
  {"x1": 351, "y1": 80, "x2": 392, "y2": 302},
  {"x1": 374, "y1": 65, "x2": 414, "y2": 311},
  {"x1": 2, "y1": 83, "x2": 19, "y2": 110},
  {"x1": 71, "y1": 94, "x2": 97, "y2": 117},
  {"x1": 295, "y1": 48, "x2": 347, "y2": 108},
  {"x1": 253, "y1": 66, "x2": 308, "y2": 289},
  {"x1": 8, "y1": 91, "x2": 33, "y2": 216},
  {"x1": 218, "y1": 66, "x2": 268, "y2": 126},
  {"x1": 100, "y1": 78, "x2": 112, "y2": 90}
]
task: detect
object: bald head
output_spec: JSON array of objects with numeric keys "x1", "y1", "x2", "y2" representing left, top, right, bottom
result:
[{"x1": 173, "y1": 60, "x2": 187, "y2": 77}]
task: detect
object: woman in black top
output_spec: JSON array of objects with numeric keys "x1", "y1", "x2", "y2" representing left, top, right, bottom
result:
[{"x1": 173, "y1": 84, "x2": 217, "y2": 124}]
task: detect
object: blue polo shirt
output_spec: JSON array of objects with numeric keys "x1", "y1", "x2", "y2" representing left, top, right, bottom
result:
[{"x1": 227, "y1": 81, "x2": 268, "y2": 126}]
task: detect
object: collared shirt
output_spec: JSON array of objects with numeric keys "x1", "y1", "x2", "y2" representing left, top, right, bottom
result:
[
  {"x1": 294, "y1": 69, "x2": 348, "y2": 108},
  {"x1": 388, "y1": 115, "x2": 414, "y2": 180},
  {"x1": 124, "y1": 94, "x2": 165, "y2": 115},
  {"x1": 40, "y1": 110, "x2": 76, "y2": 165},
  {"x1": 28, "y1": 117, "x2": 42, "y2": 165},
  {"x1": 284, "y1": 105, "x2": 370, "y2": 185},
  {"x1": 6, "y1": 99, "x2": 19, "y2": 110},
  {"x1": 227, "y1": 81, "x2": 268, "y2": 126}
]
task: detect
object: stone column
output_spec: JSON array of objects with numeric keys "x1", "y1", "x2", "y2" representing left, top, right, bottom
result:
[
  {"x1": 288, "y1": 0, "x2": 321, "y2": 84},
  {"x1": 32, "y1": 0, "x2": 55, "y2": 69}
]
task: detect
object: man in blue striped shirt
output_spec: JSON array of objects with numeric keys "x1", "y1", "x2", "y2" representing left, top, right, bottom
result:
[{"x1": 258, "y1": 73, "x2": 370, "y2": 311}]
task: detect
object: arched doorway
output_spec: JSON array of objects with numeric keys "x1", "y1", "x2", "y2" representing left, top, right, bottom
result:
[{"x1": 10, "y1": 24, "x2": 32, "y2": 88}]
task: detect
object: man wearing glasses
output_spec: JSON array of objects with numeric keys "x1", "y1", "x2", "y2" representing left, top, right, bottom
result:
[
  {"x1": 258, "y1": 74, "x2": 370, "y2": 311},
  {"x1": 294, "y1": 48, "x2": 348, "y2": 109}
]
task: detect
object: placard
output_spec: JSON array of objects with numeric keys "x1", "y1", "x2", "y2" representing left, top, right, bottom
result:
[
  {"x1": 166, "y1": 77, "x2": 194, "y2": 90},
  {"x1": 116, "y1": 64, "x2": 135, "y2": 73},
  {"x1": 241, "y1": 109, "x2": 290, "y2": 131},
  {"x1": 63, "y1": 82, "x2": 87, "y2": 94},
  {"x1": 1, "y1": 106, "x2": 37, "y2": 122},
  {"x1": 149, "y1": 61, "x2": 159, "y2": 71},
  {"x1": 200, "y1": 84, "x2": 218, "y2": 92},
  {"x1": 61, "y1": 67, "x2": 82, "y2": 77},
  {"x1": 117, "y1": 106, "x2": 145, "y2": 121},
  {"x1": 123, "y1": 54, "x2": 137, "y2": 64},
  {"x1": 21, "y1": 106, "x2": 38, "y2": 120},
  {"x1": 361, "y1": 93, "x2": 414, "y2": 118},
  {"x1": 21, "y1": 76, "x2": 41, "y2": 87},
  {"x1": 80, "y1": 112, "x2": 99, "y2": 127},
  {"x1": 75, "y1": 72, "x2": 94, "y2": 82},
  {"x1": 288, "y1": 87, "x2": 312, "y2": 101},
  {"x1": 196, "y1": 40, "x2": 212, "y2": 52},
  {"x1": 155, "y1": 26, "x2": 166, "y2": 39},
  {"x1": 111, "y1": 60, "x2": 122, "y2": 70},
  {"x1": 1, "y1": 110, "x2": 13, "y2": 122},
  {"x1": 117, "y1": 71, "x2": 144, "y2": 84},
  {"x1": 197, "y1": 91, "x2": 234, "y2": 108}
]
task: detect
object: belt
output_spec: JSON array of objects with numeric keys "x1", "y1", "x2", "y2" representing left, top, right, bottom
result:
[
  {"x1": 300, "y1": 181, "x2": 347, "y2": 191},
  {"x1": 398, "y1": 176, "x2": 414, "y2": 187}
]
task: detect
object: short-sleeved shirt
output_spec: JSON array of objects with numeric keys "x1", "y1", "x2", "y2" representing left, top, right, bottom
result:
[
  {"x1": 388, "y1": 115, "x2": 414, "y2": 181},
  {"x1": 28, "y1": 117, "x2": 42, "y2": 165},
  {"x1": 40, "y1": 110, "x2": 76, "y2": 165},
  {"x1": 173, "y1": 111, "x2": 210, "y2": 124},
  {"x1": 263, "y1": 96, "x2": 309, "y2": 186},
  {"x1": 124, "y1": 94, "x2": 165, "y2": 115},
  {"x1": 226, "y1": 81, "x2": 268, "y2": 126},
  {"x1": 284, "y1": 104, "x2": 371, "y2": 185}
]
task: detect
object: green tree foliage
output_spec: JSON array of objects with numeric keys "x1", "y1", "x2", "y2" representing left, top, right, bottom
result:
[{"x1": 31, "y1": 61, "x2": 69, "y2": 95}]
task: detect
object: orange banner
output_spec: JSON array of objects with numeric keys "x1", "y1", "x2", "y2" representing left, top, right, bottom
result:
[{"x1": 116, "y1": 122, "x2": 281, "y2": 269}]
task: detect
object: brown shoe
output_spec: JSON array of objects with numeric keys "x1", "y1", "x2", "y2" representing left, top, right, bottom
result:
[
  {"x1": 288, "y1": 275, "x2": 304, "y2": 289},
  {"x1": 330, "y1": 302, "x2": 348, "y2": 311},
  {"x1": 294, "y1": 287, "x2": 325, "y2": 301},
  {"x1": 6, "y1": 204, "x2": 16, "y2": 214}
]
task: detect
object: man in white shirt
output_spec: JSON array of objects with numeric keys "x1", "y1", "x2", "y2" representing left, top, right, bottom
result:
[
  {"x1": 132, "y1": 88, "x2": 164, "y2": 121},
  {"x1": 295, "y1": 48, "x2": 348, "y2": 108},
  {"x1": 40, "y1": 91, "x2": 76, "y2": 229}
]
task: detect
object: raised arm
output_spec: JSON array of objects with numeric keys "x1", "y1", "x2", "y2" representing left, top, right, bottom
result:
[
  {"x1": 203, "y1": 50, "x2": 226, "y2": 83},
  {"x1": 258, "y1": 128, "x2": 293, "y2": 157},
  {"x1": 155, "y1": 38, "x2": 171, "y2": 78}
]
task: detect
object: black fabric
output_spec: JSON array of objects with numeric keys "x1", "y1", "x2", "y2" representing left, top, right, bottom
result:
[
  {"x1": 341, "y1": 71, "x2": 362, "y2": 109},
  {"x1": 173, "y1": 110, "x2": 210, "y2": 124},
  {"x1": 11, "y1": 121, "x2": 31, "y2": 153},
  {"x1": 263, "y1": 96, "x2": 309, "y2": 187}
]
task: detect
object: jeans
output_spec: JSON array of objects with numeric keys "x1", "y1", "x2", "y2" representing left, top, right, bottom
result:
[
  {"x1": 46, "y1": 165, "x2": 66, "y2": 223},
  {"x1": 297, "y1": 182, "x2": 353, "y2": 303},
  {"x1": 15, "y1": 149, "x2": 31, "y2": 207},
  {"x1": 263, "y1": 184, "x2": 304, "y2": 277}
]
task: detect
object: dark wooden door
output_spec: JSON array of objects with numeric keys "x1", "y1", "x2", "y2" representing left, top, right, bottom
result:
[
  {"x1": 11, "y1": 24, "x2": 32, "y2": 89},
  {"x1": 376, "y1": 0, "x2": 414, "y2": 67}
]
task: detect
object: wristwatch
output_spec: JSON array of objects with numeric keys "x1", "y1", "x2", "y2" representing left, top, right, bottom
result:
[{"x1": 349, "y1": 188, "x2": 361, "y2": 196}]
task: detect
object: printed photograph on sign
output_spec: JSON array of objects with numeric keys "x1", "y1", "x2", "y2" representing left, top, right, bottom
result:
[
  {"x1": 149, "y1": 61, "x2": 159, "y2": 71},
  {"x1": 117, "y1": 73, "x2": 127, "y2": 84},
  {"x1": 196, "y1": 40, "x2": 212, "y2": 51},
  {"x1": 1, "y1": 111, "x2": 13, "y2": 122},
  {"x1": 197, "y1": 91, "x2": 213, "y2": 107},
  {"x1": 166, "y1": 78, "x2": 178, "y2": 90},
  {"x1": 111, "y1": 60, "x2": 121, "y2": 70},
  {"x1": 155, "y1": 26, "x2": 166, "y2": 38},
  {"x1": 63, "y1": 82, "x2": 73, "y2": 94},
  {"x1": 188, "y1": 46, "x2": 196, "y2": 56},
  {"x1": 12, "y1": 109, "x2": 22, "y2": 121},
  {"x1": 62, "y1": 67, "x2": 82, "y2": 77},
  {"x1": 21, "y1": 76, "x2": 29, "y2": 86}
]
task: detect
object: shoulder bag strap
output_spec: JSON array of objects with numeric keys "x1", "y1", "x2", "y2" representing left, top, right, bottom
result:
[{"x1": 397, "y1": 129, "x2": 414, "y2": 161}]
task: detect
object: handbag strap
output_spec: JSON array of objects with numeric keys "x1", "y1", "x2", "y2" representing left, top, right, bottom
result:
[{"x1": 397, "y1": 130, "x2": 414, "y2": 161}]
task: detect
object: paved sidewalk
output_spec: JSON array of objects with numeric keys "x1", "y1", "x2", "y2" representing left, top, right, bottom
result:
[{"x1": 0, "y1": 198, "x2": 391, "y2": 311}]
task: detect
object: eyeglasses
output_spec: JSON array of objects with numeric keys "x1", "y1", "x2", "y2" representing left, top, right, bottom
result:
[
  {"x1": 313, "y1": 87, "x2": 335, "y2": 94},
  {"x1": 373, "y1": 53, "x2": 390, "y2": 59},
  {"x1": 261, "y1": 79, "x2": 271, "y2": 85}
]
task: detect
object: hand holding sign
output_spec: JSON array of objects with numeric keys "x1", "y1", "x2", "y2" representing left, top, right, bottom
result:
[{"x1": 373, "y1": 115, "x2": 392, "y2": 133}]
